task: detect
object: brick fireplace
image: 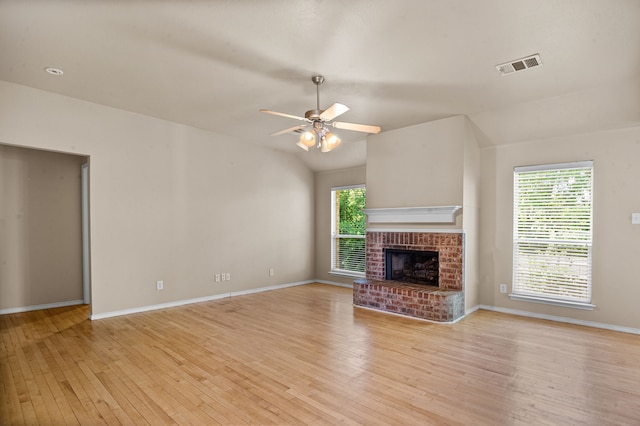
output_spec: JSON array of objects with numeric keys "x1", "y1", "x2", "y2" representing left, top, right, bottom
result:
[{"x1": 353, "y1": 231, "x2": 465, "y2": 322}]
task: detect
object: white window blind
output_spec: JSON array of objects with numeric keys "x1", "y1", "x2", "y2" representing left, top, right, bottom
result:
[
  {"x1": 513, "y1": 161, "x2": 593, "y2": 304},
  {"x1": 331, "y1": 186, "x2": 366, "y2": 276}
]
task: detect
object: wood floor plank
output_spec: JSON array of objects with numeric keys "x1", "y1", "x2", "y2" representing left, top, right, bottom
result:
[
  {"x1": 2, "y1": 283, "x2": 640, "y2": 425},
  {"x1": 1, "y1": 355, "x2": 25, "y2": 424}
]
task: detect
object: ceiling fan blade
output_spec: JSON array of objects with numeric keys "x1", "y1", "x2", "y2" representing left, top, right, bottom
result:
[
  {"x1": 260, "y1": 109, "x2": 309, "y2": 122},
  {"x1": 332, "y1": 121, "x2": 381, "y2": 134},
  {"x1": 319, "y1": 103, "x2": 349, "y2": 121},
  {"x1": 270, "y1": 125, "x2": 307, "y2": 136}
]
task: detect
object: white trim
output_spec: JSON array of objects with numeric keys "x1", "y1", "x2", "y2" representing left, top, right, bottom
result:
[
  {"x1": 476, "y1": 305, "x2": 640, "y2": 335},
  {"x1": 90, "y1": 294, "x2": 229, "y2": 320},
  {"x1": 366, "y1": 228, "x2": 463, "y2": 234},
  {"x1": 227, "y1": 280, "x2": 313, "y2": 297},
  {"x1": 329, "y1": 270, "x2": 365, "y2": 279},
  {"x1": 364, "y1": 206, "x2": 462, "y2": 224},
  {"x1": 353, "y1": 304, "x2": 466, "y2": 324},
  {"x1": 0, "y1": 299, "x2": 84, "y2": 315},
  {"x1": 515, "y1": 160, "x2": 593, "y2": 173},
  {"x1": 509, "y1": 293, "x2": 595, "y2": 310},
  {"x1": 465, "y1": 304, "x2": 482, "y2": 315},
  {"x1": 315, "y1": 280, "x2": 354, "y2": 289},
  {"x1": 90, "y1": 280, "x2": 313, "y2": 320},
  {"x1": 81, "y1": 162, "x2": 91, "y2": 305}
]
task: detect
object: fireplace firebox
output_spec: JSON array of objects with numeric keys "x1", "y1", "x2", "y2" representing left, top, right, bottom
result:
[{"x1": 385, "y1": 248, "x2": 439, "y2": 286}]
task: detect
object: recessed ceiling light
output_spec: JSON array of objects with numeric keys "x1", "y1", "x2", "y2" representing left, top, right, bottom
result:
[{"x1": 45, "y1": 67, "x2": 64, "y2": 76}]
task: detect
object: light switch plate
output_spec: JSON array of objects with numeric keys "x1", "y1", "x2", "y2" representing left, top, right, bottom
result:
[{"x1": 632, "y1": 213, "x2": 640, "y2": 225}]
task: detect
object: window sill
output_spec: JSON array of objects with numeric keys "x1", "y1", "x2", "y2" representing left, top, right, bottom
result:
[
  {"x1": 329, "y1": 270, "x2": 365, "y2": 279},
  {"x1": 509, "y1": 293, "x2": 595, "y2": 310}
]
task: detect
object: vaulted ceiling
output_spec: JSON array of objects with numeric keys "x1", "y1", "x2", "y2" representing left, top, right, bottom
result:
[{"x1": 2, "y1": 0, "x2": 639, "y2": 171}]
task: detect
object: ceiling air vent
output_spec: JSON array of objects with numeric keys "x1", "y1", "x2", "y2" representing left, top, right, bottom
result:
[{"x1": 495, "y1": 54, "x2": 542, "y2": 76}]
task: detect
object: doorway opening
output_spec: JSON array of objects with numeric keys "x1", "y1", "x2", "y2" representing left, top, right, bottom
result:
[{"x1": 0, "y1": 144, "x2": 91, "y2": 315}]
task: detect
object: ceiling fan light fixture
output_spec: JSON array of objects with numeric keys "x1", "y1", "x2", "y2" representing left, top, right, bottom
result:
[
  {"x1": 299, "y1": 131, "x2": 316, "y2": 147},
  {"x1": 325, "y1": 132, "x2": 341, "y2": 151}
]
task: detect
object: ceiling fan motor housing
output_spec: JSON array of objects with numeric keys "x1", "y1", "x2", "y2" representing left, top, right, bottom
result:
[{"x1": 305, "y1": 109, "x2": 324, "y2": 121}]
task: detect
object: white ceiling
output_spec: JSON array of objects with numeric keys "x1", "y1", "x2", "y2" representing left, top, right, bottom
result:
[{"x1": 2, "y1": 0, "x2": 639, "y2": 171}]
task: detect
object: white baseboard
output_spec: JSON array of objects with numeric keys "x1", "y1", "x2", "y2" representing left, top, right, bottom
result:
[
  {"x1": 227, "y1": 280, "x2": 314, "y2": 297},
  {"x1": 474, "y1": 305, "x2": 640, "y2": 336},
  {"x1": 0, "y1": 299, "x2": 84, "y2": 315},
  {"x1": 315, "y1": 280, "x2": 354, "y2": 289},
  {"x1": 464, "y1": 305, "x2": 481, "y2": 316},
  {"x1": 90, "y1": 280, "x2": 314, "y2": 320}
]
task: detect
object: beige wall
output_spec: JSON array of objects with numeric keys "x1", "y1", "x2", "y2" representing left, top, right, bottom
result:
[
  {"x1": 480, "y1": 126, "x2": 640, "y2": 329},
  {"x1": 0, "y1": 81, "x2": 315, "y2": 316},
  {"x1": 462, "y1": 121, "x2": 480, "y2": 310},
  {"x1": 314, "y1": 166, "x2": 366, "y2": 286},
  {"x1": 366, "y1": 116, "x2": 466, "y2": 208},
  {"x1": 0, "y1": 145, "x2": 86, "y2": 310}
]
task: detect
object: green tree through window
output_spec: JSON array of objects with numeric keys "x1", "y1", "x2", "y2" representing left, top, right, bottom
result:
[{"x1": 331, "y1": 186, "x2": 366, "y2": 275}]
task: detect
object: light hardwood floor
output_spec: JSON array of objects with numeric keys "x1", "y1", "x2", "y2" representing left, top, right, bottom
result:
[{"x1": 2, "y1": 283, "x2": 640, "y2": 425}]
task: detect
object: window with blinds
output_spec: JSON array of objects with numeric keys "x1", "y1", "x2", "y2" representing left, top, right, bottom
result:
[
  {"x1": 331, "y1": 185, "x2": 366, "y2": 276},
  {"x1": 513, "y1": 161, "x2": 593, "y2": 305}
]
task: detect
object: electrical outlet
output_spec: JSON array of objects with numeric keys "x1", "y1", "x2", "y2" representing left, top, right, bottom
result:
[
  {"x1": 632, "y1": 213, "x2": 640, "y2": 225},
  {"x1": 499, "y1": 284, "x2": 507, "y2": 294},
  {"x1": 269, "y1": 268, "x2": 274, "y2": 277},
  {"x1": 215, "y1": 274, "x2": 220, "y2": 282},
  {"x1": 221, "y1": 273, "x2": 226, "y2": 281},
  {"x1": 156, "y1": 280, "x2": 164, "y2": 290},
  {"x1": 225, "y1": 273, "x2": 231, "y2": 281}
]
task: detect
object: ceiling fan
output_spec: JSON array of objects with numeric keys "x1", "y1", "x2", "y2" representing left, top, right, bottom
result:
[{"x1": 260, "y1": 75, "x2": 381, "y2": 152}]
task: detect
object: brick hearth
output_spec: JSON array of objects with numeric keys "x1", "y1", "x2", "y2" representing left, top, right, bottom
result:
[
  {"x1": 353, "y1": 279, "x2": 464, "y2": 322},
  {"x1": 353, "y1": 231, "x2": 465, "y2": 322}
]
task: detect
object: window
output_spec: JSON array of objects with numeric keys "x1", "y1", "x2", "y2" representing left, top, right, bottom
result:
[
  {"x1": 512, "y1": 161, "x2": 594, "y2": 308},
  {"x1": 331, "y1": 185, "x2": 366, "y2": 277}
]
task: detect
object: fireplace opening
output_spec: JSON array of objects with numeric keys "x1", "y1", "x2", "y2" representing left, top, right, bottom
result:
[{"x1": 385, "y1": 249, "x2": 439, "y2": 286}]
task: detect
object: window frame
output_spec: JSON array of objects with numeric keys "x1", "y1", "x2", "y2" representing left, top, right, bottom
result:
[
  {"x1": 510, "y1": 161, "x2": 595, "y2": 310},
  {"x1": 330, "y1": 184, "x2": 366, "y2": 278}
]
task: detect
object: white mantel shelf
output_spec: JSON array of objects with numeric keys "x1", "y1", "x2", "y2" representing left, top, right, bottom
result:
[{"x1": 363, "y1": 206, "x2": 462, "y2": 224}]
